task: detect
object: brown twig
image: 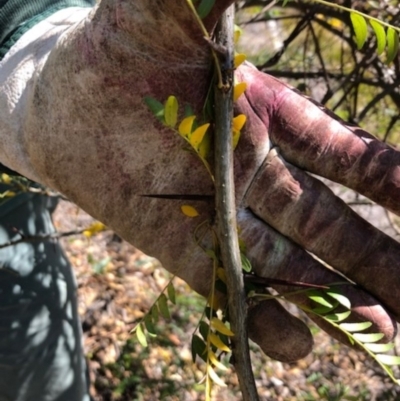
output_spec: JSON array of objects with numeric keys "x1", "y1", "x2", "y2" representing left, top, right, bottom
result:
[{"x1": 214, "y1": 6, "x2": 259, "y2": 401}]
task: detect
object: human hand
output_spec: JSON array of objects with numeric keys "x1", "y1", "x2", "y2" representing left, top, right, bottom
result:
[{"x1": 1, "y1": 0, "x2": 399, "y2": 362}]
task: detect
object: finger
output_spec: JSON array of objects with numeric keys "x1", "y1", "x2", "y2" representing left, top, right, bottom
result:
[
  {"x1": 247, "y1": 299, "x2": 313, "y2": 363},
  {"x1": 237, "y1": 209, "x2": 397, "y2": 344},
  {"x1": 243, "y1": 149, "x2": 400, "y2": 321},
  {"x1": 239, "y1": 65, "x2": 400, "y2": 216}
]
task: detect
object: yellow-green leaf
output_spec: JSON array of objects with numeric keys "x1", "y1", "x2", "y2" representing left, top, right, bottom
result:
[
  {"x1": 350, "y1": 12, "x2": 368, "y2": 50},
  {"x1": 233, "y1": 114, "x2": 246, "y2": 131},
  {"x1": 326, "y1": 289, "x2": 351, "y2": 309},
  {"x1": 387, "y1": 27, "x2": 399, "y2": 64},
  {"x1": 210, "y1": 317, "x2": 234, "y2": 336},
  {"x1": 376, "y1": 354, "x2": 400, "y2": 366},
  {"x1": 234, "y1": 25, "x2": 243, "y2": 44},
  {"x1": 340, "y1": 321, "x2": 372, "y2": 332},
  {"x1": 353, "y1": 332, "x2": 385, "y2": 343},
  {"x1": 209, "y1": 333, "x2": 230, "y2": 352},
  {"x1": 164, "y1": 95, "x2": 178, "y2": 128},
  {"x1": 190, "y1": 123, "x2": 210, "y2": 149},
  {"x1": 1, "y1": 173, "x2": 11, "y2": 184},
  {"x1": 233, "y1": 82, "x2": 247, "y2": 102},
  {"x1": 216, "y1": 267, "x2": 227, "y2": 283},
  {"x1": 370, "y1": 20, "x2": 386, "y2": 55},
  {"x1": 234, "y1": 53, "x2": 246, "y2": 68},
  {"x1": 208, "y1": 350, "x2": 228, "y2": 371},
  {"x1": 197, "y1": 132, "x2": 211, "y2": 158},
  {"x1": 364, "y1": 342, "x2": 395, "y2": 353},
  {"x1": 178, "y1": 115, "x2": 196, "y2": 138},
  {"x1": 207, "y1": 365, "x2": 227, "y2": 387},
  {"x1": 83, "y1": 222, "x2": 107, "y2": 238},
  {"x1": 136, "y1": 323, "x2": 148, "y2": 347},
  {"x1": 181, "y1": 205, "x2": 199, "y2": 217}
]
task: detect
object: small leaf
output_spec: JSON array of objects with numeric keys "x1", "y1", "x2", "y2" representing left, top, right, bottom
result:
[
  {"x1": 207, "y1": 365, "x2": 227, "y2": 387},
  {"x1": 191, "y1": 334, "x2": 207, "y2": 362},
  {"x1": 326, "y1": 290, "x2": 351, "y2": 309},
  {"x1": 376, "y1": 354, "x2": 400, "y2": 366},
  {"x1": 240, "y1": 253, "x2": 252, "y2": 273},
  {"x1": 197, "y1": 132, "x2": 211, "y2": 158},
  {"x1": 233, "y1": 114, "x2": 247, "y2": 131},
  {"x1": 167, "y1": 282, "x2": 176, "y2": 304},
  {"x1": 178, "y1": 116, "x2": 196, "y2": 138},
  {"x1": 309, "y1": 291, "x2": 335, "y2": 309},
  {"x1": 208, "y1": 350, "x2": 228, "y2": 371},
  {"x1": 233, "y1": 82, "x2": 247, "y2": 102},
  {"x1": 312, "y1": 304, "x2": 337, "y2": 315},
  {"x1": 325, "y1": 310, "x2": 351, "y2": 322},
  {"x1": 158, "y1": 294, "x2": 171, "y2": 319},
  {"x1": 353, "y1": 332, "x2": 385, "y2": 343},
  {"x1": 350, "y1": 12, "x2": 368, "y2": 50},
  {"x1": 181, "y1": 205, "x2": 199, "y2": 217},
  {"x1": 144, "y1": 96, "x2": 164, "y2": 121},
  {"x1": 200, "y1": 321, "x2": 210, "y2": 341},
  {"x1": 164, "y1": 95, "x2": 179, "y2": 128},
  {"x1": 234, "y1": 25, "x2": 243, "y2": 44},
  {"x1": 217, "y1": 267, "x2": 227, "y2": 283},
  {"x1": 370, "y1": 20, "x2": 386, "y2": 55},
  {"x1": 209, "y1": 332, "x2": 231, "y2": 352},
  {"x1": 340, "y1": 321, "x2": 372, "y2": 332},
  {"x1": 234, "y1": 53, "x2": 246, "y2": 68},
  {"x1": 197, "y1": 0, "x2": 215, "y2": 19},
  {"x1": 144, "y1": 314, "x2": 157, "y2": 336},
  {"x1": 386, "y1": 27, "x2": 399, "y2": 64},
  {"x1": 136, "y1": 323, "x2": 148, "y2": 347},
  {"x1": 210, "y1": 317, "x2": 234, "y2": 336},
  {"x1": 83, "y1": 222, "x2": 107, "y2": 238},
  {"x1": 1, "y1": 173, "x2": 11, "y2": 184},
  {"x1": 190, "y1": 123, "x2": 210, "y2": 148},
  {"x1": 151, "y1": 304, "x2": 159, "y2": 321},
  {"x1": 364, "y1": 342, "x2": 395, "y2": 353}
]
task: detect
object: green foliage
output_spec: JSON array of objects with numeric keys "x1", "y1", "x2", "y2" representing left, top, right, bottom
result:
[
  {"x1": 303, "y1": 288, "x2": 400, "y2": 385},
  {"x1": 196, "y1": 0, "x2": 215, "y2": 19}
]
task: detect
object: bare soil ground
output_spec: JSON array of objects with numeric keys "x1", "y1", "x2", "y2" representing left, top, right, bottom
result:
[{"x1": 54, "y1": 200, "x2": 400, "y2": 401}]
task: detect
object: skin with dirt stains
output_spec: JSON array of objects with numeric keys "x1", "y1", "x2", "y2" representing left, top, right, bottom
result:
[{"x1": 1, "y1": 0, "x2": 400, "y2": 361}]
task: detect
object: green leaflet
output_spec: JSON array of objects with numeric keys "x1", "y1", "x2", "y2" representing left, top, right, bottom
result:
[
  {"x1": 370, "y1": 20, "x2": 386, "y2": 55},
  {"x1": 144, "y1": 314, "x2": 157, "y2": 336},
  {"x1": 197, "y1": 0, "x2": 215, "y2": 19},
  {"x1": 324, "y1": 310, "x2": 351, "y2": 322},
  {"x1": 158, "y1": 293, "x2": 171, "y2": 319},
  {"x1": 350, "y1": 12, "x2": 368, "y2": 50},
  {"x1": 352, "y1": 332, "x2": 385, "y2": 343},
  {"x1": 167, "y1": 282, "x2": 176, "y2": 304},
  {"x1": 340, "y1": 321, "x2": 372, "y2": 332},
  {"x1": 326, "y1": 289, "x2": 351, "y2": 309},
  {"x1": 376, "y1": 354, "x2": 400, "y2": 366},
  {"x1": 144, "y1": 96, "x2": 164, "y2": 121},
  {"x1": 136, "y1": 323, "x2": 148, "y2": 347},
  {"x1": 364, "y1": 342, "x2": 395, "y2": 353},
  {"x1": 386, "y1": 27, "x2": 399, "y2": 64},
  {"x1": 240, "y1": 252, "x2": 252, "y2": 273},
  {"x1": 191, "y1": 334, "x2": 207, "y2": 362},
  {"x1": 308, "y1": 290, "x2": 336, "y2": 309},
  {"x1": 200, "y1": 321, "x2": 210, "y2": 341},
  {"x1": 164, "y1": 96, "x2": 179, "y2": 128}
]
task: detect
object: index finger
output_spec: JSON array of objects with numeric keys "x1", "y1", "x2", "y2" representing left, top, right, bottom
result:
[{"x1": 239, "y1": 64, "x2": 400, "y2": 216}]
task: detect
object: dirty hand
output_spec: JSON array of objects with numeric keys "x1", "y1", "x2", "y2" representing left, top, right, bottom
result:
[{"x1": 1, "y1": 0, "x2": 400, "y2": 362}]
